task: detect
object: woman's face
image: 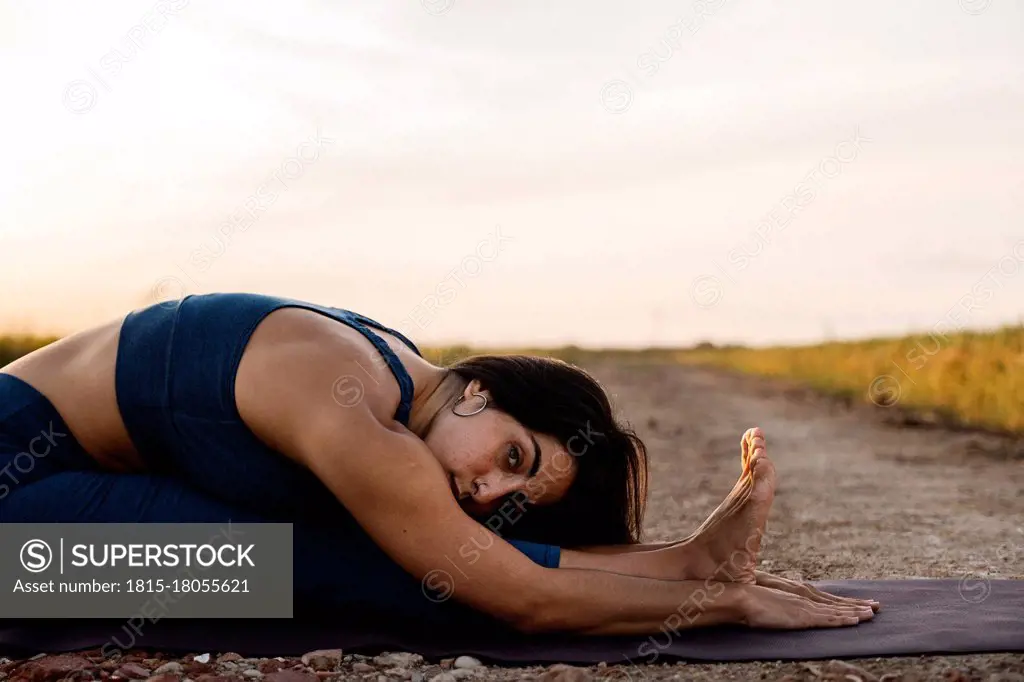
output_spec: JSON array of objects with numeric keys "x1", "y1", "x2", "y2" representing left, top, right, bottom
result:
[{"x1": 423, "y1": 380, "x2": 577, "y2": 518}]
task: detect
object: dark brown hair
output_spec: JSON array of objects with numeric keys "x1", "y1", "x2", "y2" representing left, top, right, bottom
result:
[{"x1": 447, "y1": 354, "x2": 648, "y2": 547}]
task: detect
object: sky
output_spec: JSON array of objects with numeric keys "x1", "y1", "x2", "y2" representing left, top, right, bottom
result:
[{"x1": 1, "y1": 0, "x2": 1022, "y2": 348}]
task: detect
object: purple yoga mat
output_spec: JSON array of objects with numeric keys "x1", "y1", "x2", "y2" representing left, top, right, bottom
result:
[{"x1": 2, "y1": 580, "x2": 1022, "y2": 664}]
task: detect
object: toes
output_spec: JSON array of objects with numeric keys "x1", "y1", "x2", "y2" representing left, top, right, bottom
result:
[
  {"x1": 751, "y1": 451, "x2": 776, "y2": 480},
  {"x1": 741, "y1": 427, "x2": 764, "y2": 472}
]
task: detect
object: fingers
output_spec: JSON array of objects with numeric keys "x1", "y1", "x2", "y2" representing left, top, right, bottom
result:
[
  {"x1": 804, "y1": 584, "x2": 881, "y2": 612},
  {"x1": 749, "y1": 587, "x2": 874, "y2": 629},
  {"x1": 806, "y1": 600, "x2": 875, "y2": 628},
  {"x1": 755, "y1": 572, "x2": 881, "y2": 613}
]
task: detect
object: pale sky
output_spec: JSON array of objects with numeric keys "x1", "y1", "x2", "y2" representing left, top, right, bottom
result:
[{"x1": 1, "y1": 0, "x2": 1022, "y2": 348}]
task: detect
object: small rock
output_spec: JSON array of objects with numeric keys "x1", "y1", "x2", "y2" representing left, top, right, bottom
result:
[
  {"x1": 430, "y1": 675, "x2": 456, "y2": 682},
  {"x1": 145, "y1": 675, "x2": 180, "y2": 682},
  {"x1": 220, "y1": 662, "x2": 239, "y2": 672},
  {"x1": 439, "y1": 659, "x2": 454, "y2": 670},
  {"x1": 193, "y1": 655, "x2": 211, "y2": 665},
  {"x1": 299, "y1": 650, "x2": 342, "y2": 672},
  {"x1": 258, "y1": 661, "x2": 284, "y2": 674},
  {"x1": 377, "y1": 676, "x2": 388, "y2": 682},
  {"x1": 242, "y1": 671, "x2": 262, "y2": 679},
  {"x1": 116, "y1": 663, "x2": 153, "y2": 680},
  {"x1": 383, "y1": 669, "x2": 413, "y2": 681},
  {"x1": 216, "y1": 654, "x2": 243, "y2": 664},
  {"x1": 153, "y1": 662, "x2": 184, "y2": 676},
  {"x1": 373, "y1": 653, "x2": 423, "y2": 668},
  {"x1": 263, "y1": 672, "x2": 318, "y2": 682},
  {"x1": 801, "y1": 663, "x2": 823, "y2": 676},
  {"x1": 13, "y1": 654, "x2": 96, "y2": 682},
  {"x1": 29, "y1": 653, "x2": 48, "y2": 661},
  {"x1": 452, "y1": 657, "x2": 481, "y2": 670},
  {"x1": 449, "y1": 671, "x2": 475, "y2": 680},
  {"x1": 352, "y1": 662, "x2": 375, "y2": 673},
  {"x1": 183, "y1": 662, "x2": 214, "y2": 677},
  {"x1": 538, "y1": 664, "x2": 593, "y2": 682},
  {"x1": 411, "y1": 673, "x2": 424, "y2": 682},
  {"x1": 823, "y1": 660, "x2": 879, "y2": 682}
]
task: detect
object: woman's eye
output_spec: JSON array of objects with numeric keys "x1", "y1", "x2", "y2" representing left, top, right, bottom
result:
[{"x1": 507, "y1": 445, "x2": 522, "y2": 469}]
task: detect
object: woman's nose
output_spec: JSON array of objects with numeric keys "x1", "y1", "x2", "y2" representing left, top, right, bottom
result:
[{"x1": 472, "y1": 473, "x2": 520, "y2": 507}]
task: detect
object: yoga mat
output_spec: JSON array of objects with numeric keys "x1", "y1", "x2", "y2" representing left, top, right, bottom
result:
[{"x1": 2, "y1": 580, "x2": 1022, "y2": 664}]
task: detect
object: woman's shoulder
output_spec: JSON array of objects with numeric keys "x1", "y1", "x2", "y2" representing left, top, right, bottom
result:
[{"x1": 235, "y1": 304, "x2": 406, "y2": 432}]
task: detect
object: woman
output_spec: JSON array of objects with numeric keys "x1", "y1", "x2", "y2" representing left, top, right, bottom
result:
[{"x1": 0, "y1": 292, "x2": 877, "y2": 633}]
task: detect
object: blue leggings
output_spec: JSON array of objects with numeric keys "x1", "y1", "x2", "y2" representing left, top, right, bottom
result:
[{"x1": 0, "y1": 372, "x2": 557, "y2": 628}]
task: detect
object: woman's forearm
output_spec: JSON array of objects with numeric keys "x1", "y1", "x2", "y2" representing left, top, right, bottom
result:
[{"x1": 524, "y1": 569, "x2": 748, "y2": 635}]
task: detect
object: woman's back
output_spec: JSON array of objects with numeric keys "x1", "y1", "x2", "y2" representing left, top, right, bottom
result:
[
  {"x1": 0, "y1": 293, "x2": 422, "y2": 475},
  {"x1": 1, "y1": 317, "x2": 136, "y2": 470}
]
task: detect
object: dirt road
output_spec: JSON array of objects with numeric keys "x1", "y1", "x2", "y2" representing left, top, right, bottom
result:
[
  {"x1": 3, "y1": 362, "x2": 1022, "y2": 681},
  {"x1": 592, "y1": 360, "x2": 1024, "y2": 681}
]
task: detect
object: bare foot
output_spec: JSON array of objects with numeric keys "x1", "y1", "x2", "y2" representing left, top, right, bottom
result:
[
  {"x1": 679, "y1": 427, "x2": 762, "y2": 544},
  {"x1": 681, "y1": 427, "x2": 775, "y2": 584}
]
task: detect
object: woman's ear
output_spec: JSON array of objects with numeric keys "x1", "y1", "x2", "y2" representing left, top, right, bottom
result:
[{"x1": 465, "y1": 379, "x2": 486, "y2": 398}]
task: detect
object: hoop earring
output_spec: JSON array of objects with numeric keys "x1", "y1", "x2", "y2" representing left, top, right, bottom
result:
[{"x1": 452, "y1": 393, "x2": 488, "y2": 417}]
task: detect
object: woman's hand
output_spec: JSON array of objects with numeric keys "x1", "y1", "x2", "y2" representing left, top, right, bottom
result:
[
  {"x1": 754, "y1": 570, "x2": 880, "y2": 612},
  {"x1": 740, "y1": 584, "x2": 876, "y2": 629}
]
